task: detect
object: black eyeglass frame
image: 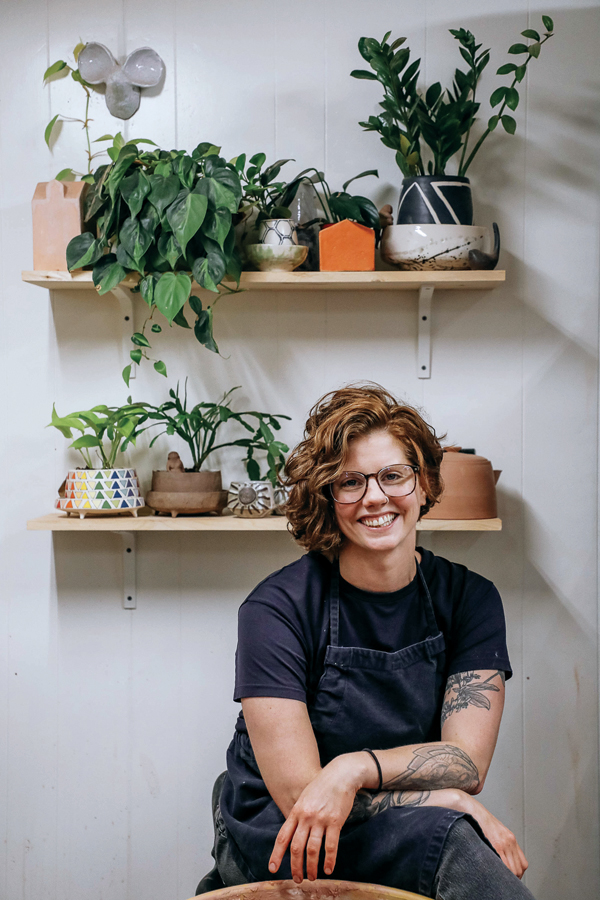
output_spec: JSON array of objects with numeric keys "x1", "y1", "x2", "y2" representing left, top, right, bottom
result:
[{"x1": 329, "y1": 464, "x2": 420, "y2": 504}]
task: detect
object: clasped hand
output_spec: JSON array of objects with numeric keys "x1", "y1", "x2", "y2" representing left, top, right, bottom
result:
[{"x1": 268, "y1": 755, "x2": 361, "y2": 883}]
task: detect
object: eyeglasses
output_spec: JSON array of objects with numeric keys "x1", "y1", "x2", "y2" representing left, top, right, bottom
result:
[{"x1": 330, "y1": 464, "x2": 419, "y2": 504}]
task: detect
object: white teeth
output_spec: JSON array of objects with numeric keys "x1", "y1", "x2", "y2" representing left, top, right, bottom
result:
[{"x1": 362, "y1": 514, "x2": 396, "y2": 528}]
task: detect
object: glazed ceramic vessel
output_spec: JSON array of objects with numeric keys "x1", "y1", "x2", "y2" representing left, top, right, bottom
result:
[
  {"x1": 381, "y1": 224, "x2": 491, "y2": 271},
  {"x1": 397, "y1": 175, "x2": 473, "y2": 225},
  {"x1": 227, "y1": 481, "x2": 275, "y2": 518},
  {"x1": 423, "y1": 448, "x2": 501, "y2": 520},
  {"x1": 189, "y1": 878, "x2": 425, "y2": 900},
  {"x1": 146, "y1": 469, "x2": 227, "y2": 517},
  {"x1": 56, "y1": 468, "x2": 144, "y2": 517},
  {"x1": 246, "y1": 243, "x2": 307, "y2": 272},
  {"x1": 258, "y1": 218, "x2": 299, "y2": 246}
]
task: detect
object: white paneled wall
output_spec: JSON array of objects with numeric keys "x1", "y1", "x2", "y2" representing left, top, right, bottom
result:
[{"x1": 1, "y1": 1, "x2": 599, "y2": 899}]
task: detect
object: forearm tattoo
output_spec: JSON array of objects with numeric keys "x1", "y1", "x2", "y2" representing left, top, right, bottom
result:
[
  {"x1": 348, "y1": 788, "x2": 431, "y2": 822},
  {"x1": 382, "y1": 744, "x2": 479, "y2": 792},
  {"x1": 441, "y1": 670, "x2": 505, "y2": 727}
]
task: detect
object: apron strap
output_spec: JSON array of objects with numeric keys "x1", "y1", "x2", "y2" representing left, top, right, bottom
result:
[{"x1": 330, "y1": 557, "x2": 441, "y2": 648}]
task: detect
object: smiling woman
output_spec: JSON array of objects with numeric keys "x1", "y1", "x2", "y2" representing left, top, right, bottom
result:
[{"x1": 197, "y1": 384, "x2": 533, "y2": 900}]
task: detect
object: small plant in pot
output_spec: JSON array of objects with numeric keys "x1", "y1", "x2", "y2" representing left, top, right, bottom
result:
[
  {"x1": 49, "y1": 400, "x2": 151, "y2": 517},
  {"x1": 144, "y1": 383, "x2": 289, "y2": 517},
  {"x1": 235, "y1": 153, "x2": 308, "y2": 272},
  {"x1": 351, "y1": 17, "x2": 555, "y2": 269}
]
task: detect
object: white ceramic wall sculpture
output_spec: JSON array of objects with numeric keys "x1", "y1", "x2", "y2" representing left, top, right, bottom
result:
[{"x1": 77, "y1": 42, "x2": 165, "y2": 119}]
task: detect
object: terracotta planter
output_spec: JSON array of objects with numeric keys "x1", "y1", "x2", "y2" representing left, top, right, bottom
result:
[
  {"x1": 424, "y1": 448, "x2": 500, "y2": 520},
  {"x1": 146, "y1": 469, "x2": 227, "y2": 517},
  {"x1": 319, "y1": 220, "x2": 375, "y2": 272},
  {"x1": 32, "y1": 179, "x2": 88, "y2": 270}
]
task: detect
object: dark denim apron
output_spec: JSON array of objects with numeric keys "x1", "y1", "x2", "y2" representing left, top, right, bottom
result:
[{"x1": 220, "y1": 560, "x2": 469, "y2": 897}]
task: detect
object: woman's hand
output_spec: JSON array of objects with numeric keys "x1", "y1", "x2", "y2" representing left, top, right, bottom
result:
[
  {"x1": 457, "y1": 792, "x2": 528, "y2": 879},
  {"x1": 268, "y1": 752, "x2": 369, "y2": 883}
]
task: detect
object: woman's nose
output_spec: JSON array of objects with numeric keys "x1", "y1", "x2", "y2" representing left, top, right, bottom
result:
[{"x1": 362, "y1": 475, "x2": 389, "y2": 506}]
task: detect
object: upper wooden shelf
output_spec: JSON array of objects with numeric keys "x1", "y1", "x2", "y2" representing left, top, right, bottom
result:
[
  {"x1": 22, "y1": 270, "x2": 505, "y2": 293},
  {"x1": 27, "y1": 513, "x2": 502, "y2": 533}
]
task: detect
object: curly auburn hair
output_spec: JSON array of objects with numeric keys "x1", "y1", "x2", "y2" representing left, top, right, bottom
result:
[{"x1": 283, "y1": 383, "x2": 444, "y2": 553}]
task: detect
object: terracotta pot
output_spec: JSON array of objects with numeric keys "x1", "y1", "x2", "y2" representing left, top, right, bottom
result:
[
  {"x1": 146, "y1": 469, "x2": 227, "y2": 517},
  {"x1": 424, "y1": 448, "x2": 500, "y2": 520},
  {"x1": 192, "y1": 878, "x2": 424, "y2": 900},
  {"x1": 319, "y1": 220, "x2": 375, "y2": 272},
  {"x1": 32, "y1": 179, "x2": 88, "y2": 270}
]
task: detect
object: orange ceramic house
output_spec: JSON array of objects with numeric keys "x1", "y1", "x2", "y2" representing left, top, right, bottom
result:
[
  {"x1": 319, "y1": 219, "x2": 375, "y2": 272},
  {"x1": 32, "y1": 179, "x2": 88, "y2": 270}
]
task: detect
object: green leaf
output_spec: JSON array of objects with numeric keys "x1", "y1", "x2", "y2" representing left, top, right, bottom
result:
[
  {"x1": 94, "y1": 134, "x2": 115, "y2": 142},
  {"x1": 80, "y1": 174, "x2": 95, "y2": 184},
  {"x1": 490, "y1": 86, "x2": 507, "y2": 108},
  {"x1": 341, "y1": 169, "x2": 379, "y2": 192},
  {"x1": 148, "y1": 174, "x2": 180, "y2": 213},
  {"x1": 249, "y1": 152, "x2": 267, "y2": 168},
  {"x1": 508, "y1": 43, "x2": 529, "y2": 55},
  {"x1": 154, "y1": 360, "x2": 168, "y2": 377},
  {"x1": 192, "y1": 257, "x2": 219, "y2": 293},
  {"x1": 501, "y1": 114, "x2": 517, "y2": 134},
  {"x1": 92, "y1": 253, "x2": 117, "y2": 286},
  {"x1": 192, "y1": 142, "x2": 221, "y2": 159},
  {"x1": 122, "y1": 365, "x2": 132, "y2": 387},
  {"x1": 55, "y1": 167, "x2": 76, "y2": 181},
  {"x1": 107, "y1": 144, "x2": 138, "y2": 201},
  {"x1": 140, "y1": 274, "x2": 157, "y2": 307},
  {"x1": 514, "y1": 64, "x2": 527, "y2": 82},
  {"x1": 188, "y1": 295, "x2": 203, "y2": 316},
  {"x1": 73, "y1": 42, "x2": 85, "y2": 61},
  {"x1": 131, "y1": 332, "x2": 151, "y2": 347},
  {"x1": 172, "y1": 306, "x2": 191, "y2": 328},
  {"x1": 155, "y1": 272, "x2": 192, "y2": 323},
  {"x1": 528, "y1": 41, "x2": 541, "y2": 58},
  {"x1": 496, "y1": 63, "x2": 517, "y2": 75},
  {"x1": 120, "y1": 169, "x2": 150, "y2": 217},
  {"x1": 66, "y1": 233, "x2": 102, "y2": 270},
  {"x1": 505, "y1": 87, "x2": 519, "y2": 110},
  {"x1": 350, "y1": 69, "x2": 378, "y2": 80},
  {"x1": 43, "y1": 60, "x2": 67, "y2": 80},
  {"x1": 130, "y1": 348, "x2": 143, "y2": 364},
  {"x1": 201, "y1": 207, "x2": 231, "y2": 249},
  {"x1": 194, "y1": 307, "x2": 219, "y2": 353},
  {"x1": 151, "y1": 323, "x2": 162, "y2": 333},
  {"x1": 166, "y1": 192, "x2": 208, "y2": 256},
  {"x1": 96, "y1": 262, "x2": 128, "y2": 294},
  {"x1": 71, "y1": 434, "x2": 101, "y2": 449},
  {"x1": 119, "y1": 214, "x2": 154, "y2": 262},
  {"x1": 157, "y1": 232, "x2": 183, "y2": 268},
  {"x1": 542, "y1": 15, "x2": 554, "y2": 32},
  {"x1": 521, "y1": 29, "x2": 540, "y2": 40},
  {"x1": 44, "y1": 114, "x2": 60, "y2": 147},
  {"x1": 194, "y1": 175, "x2": 238, "y2": 214},
  {"x1": 487, "y1": 114, "x2": 500, "y2": 131}
]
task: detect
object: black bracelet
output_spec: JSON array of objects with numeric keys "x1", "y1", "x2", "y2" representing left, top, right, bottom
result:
[{"x1": 362, "y1": 748, "x2": 383, "y2": 791}]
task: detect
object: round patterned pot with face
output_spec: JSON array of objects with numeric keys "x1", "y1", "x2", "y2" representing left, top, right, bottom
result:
[{"x1": 227, "y1": 481, "x2": 275, "y2": 518}]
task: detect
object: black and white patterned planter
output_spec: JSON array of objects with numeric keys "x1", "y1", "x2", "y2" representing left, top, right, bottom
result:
[{"x1": 397, "y1": 176, "x2": 473, "y2": 226}]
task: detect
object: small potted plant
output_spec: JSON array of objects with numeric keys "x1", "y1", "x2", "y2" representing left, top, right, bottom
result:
[
  {"x1": 351, "y1": 18, "x2": 555, "y2": 269},
  {"x1": 65, "y1": 137, "x2": 244, "y2": 382},
  {"x1": 49, "y1": 400, "x2": 152, "y2": 517},
  {"x1": 235, "y1": 153, "x2": 308, "y2": 272},
  {"x1": 144, "y1": 383, "x2": 289, "y2": 517}
]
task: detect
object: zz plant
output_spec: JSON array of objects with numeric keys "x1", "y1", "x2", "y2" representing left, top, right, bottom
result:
[
  {"x1": 65, "y1": 138, "x2": 243, "y2": 384},
  {"x1": 351, "y1": 15, "x2": 555, "y2": 177}
]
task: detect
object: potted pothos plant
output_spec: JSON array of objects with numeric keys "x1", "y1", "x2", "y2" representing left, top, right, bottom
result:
[
  {"x1": 143, "y1": 383, "x2": 289, "y2": 516},
  {"x1": 49, "y1": 400, "x2": 152, "y2": 517},
  {"x1": 351, "y1": 16, "x2": 555, "y2": 225},
  {"x1": 65, "y1": 136, "x2": 244, "y2": 384}
]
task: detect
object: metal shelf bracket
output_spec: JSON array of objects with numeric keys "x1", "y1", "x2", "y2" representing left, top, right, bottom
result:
[
  {"x1": 417, "y1": 285, "x2": 434, "y2": 379},
  {"x1": 111, "y1": 286, "x2": 135, "y2": 379},
  {"x1": 119, "y1": 531, "x2": 137, "y2": 609}
]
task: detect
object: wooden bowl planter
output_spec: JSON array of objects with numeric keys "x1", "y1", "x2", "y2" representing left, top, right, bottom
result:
[
  {"x1": 319, "y1": 221, "x2": 375, "y2": 272},
  {"x1": 32, "y1": 180, "x2": 87, "y2": 270},
  {"x1": 56, "y1": 468, "x2": 144, "y2": 518},
  {"x1": 146, "y1": 470, "x2": 228, "y2": 517}
]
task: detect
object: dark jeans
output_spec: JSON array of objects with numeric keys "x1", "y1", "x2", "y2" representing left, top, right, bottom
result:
[{"x1": 196, "y1": 780, "x2": 538, "y2": 900}]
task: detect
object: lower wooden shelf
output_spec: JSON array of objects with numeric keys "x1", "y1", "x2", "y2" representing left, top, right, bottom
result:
[{"x1": 27, "y1": 512, "x2": 502, "y2": 532}]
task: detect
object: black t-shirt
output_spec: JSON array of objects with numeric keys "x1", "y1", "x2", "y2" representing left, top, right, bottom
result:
[{"x1": 234, "y1": 548, "x2": 511, "y2": 733}]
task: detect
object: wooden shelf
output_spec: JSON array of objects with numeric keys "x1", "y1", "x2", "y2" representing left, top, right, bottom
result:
[
  {"x1": 21, "y1": 269, "x2": 505, "y2": 293},
  {"x1": 27, "y1": 513, "x2": 502, "y2": 533}
]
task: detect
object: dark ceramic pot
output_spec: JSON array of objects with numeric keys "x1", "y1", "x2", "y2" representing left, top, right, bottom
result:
[{"x1": 397, "y1": 176, "x2": 473, "y2": 226}]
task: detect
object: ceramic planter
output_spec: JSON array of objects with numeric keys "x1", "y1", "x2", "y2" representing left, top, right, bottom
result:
[
  {"x1": 319, "y1": 220, "x2": 375, "y2": 272},
  {"x1": 258, "y1": 218, "x2": 299, "y2": 246},
  {"x1": 397, "y1": 176, "x2": 473, "y2": 226},
  {"x1": 423, "y1": 448, "x2": 501, "y2": 520},
  {"x1": 273, "y1": 485, "x2": 290, "y2": 516},
  {"x1": 381, "y1": 224, "x2": 493, "y2": 271},
  {"x1": 56, "y1": 468, "x2": 144, "y2": 517},
  {"x1": 32, "y1": 180, "x2": 88, "y2": 270},
  {"x1": 246, "y1": 243, "x2": 307, "y2": 272},
  {"x1": 146, "y1": 469, "x2": 227, "y2": 517},
  {"x1": 227, "y1": 481, "x2": 275, "y2": 518}
]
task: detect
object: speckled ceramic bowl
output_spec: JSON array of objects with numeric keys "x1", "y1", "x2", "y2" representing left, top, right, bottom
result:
[
  {"x1": 246, "y1": 243, "x2": 308, "y2": 272},
  {"x1": 381, "y1": 224, "x2": 491, "y2": 270}
]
